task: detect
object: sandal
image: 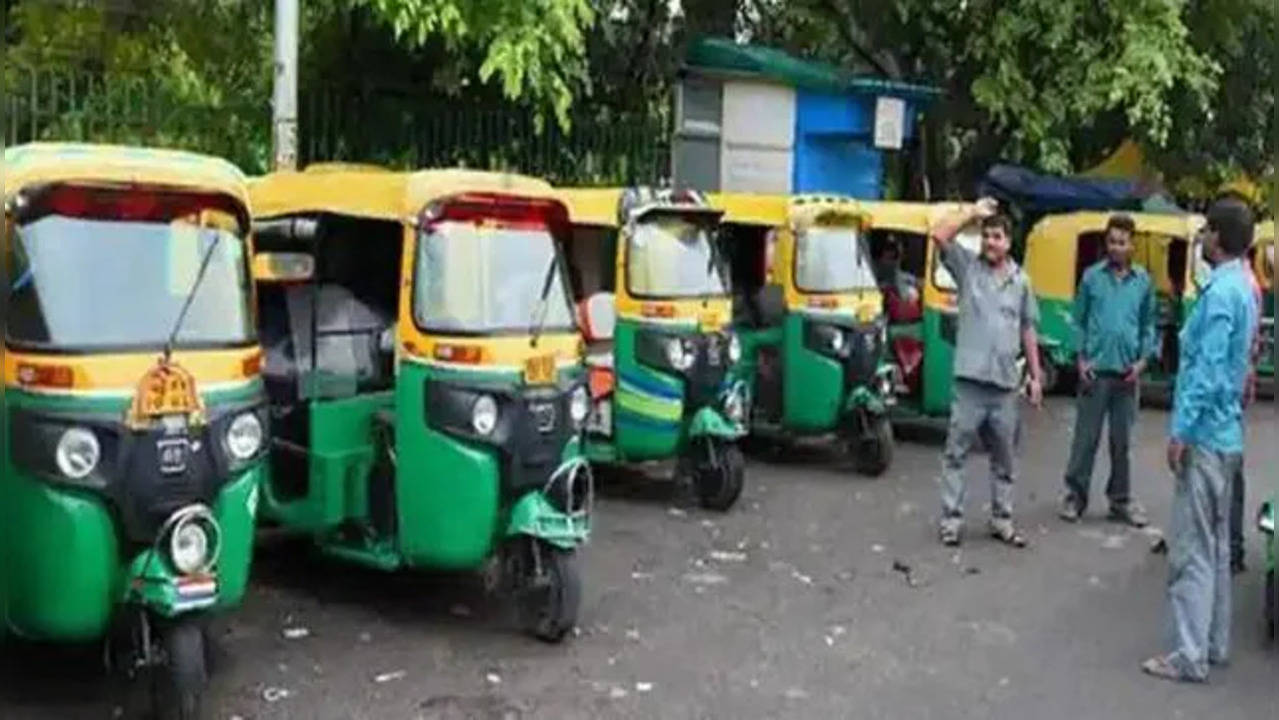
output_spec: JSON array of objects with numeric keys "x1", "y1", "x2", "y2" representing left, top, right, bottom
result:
[
  {"x1": 1141, "y1": 655, "x2": 1201, "y2": 683},
  {"x1": 988, "y1": 519, "x2": 1028, "y2": 548},
  {"x1": 939, "y1": 523, "x2": 962, "y2": 547}
]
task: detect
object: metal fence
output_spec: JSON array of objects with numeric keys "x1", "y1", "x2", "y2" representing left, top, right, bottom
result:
[{"x1": 5, "y1": 64, "x2": 671, "y2": 185}]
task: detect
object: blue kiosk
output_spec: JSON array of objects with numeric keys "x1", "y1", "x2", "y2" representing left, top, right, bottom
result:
[{"x1": 672, "y1": 38, "x2": 940, "y2": 198}]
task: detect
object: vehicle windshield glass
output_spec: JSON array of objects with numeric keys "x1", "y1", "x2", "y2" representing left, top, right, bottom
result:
[
  {"x1": 795, "y1": 225, "x2": 878, "y2": 292},
  {"x1": 627, "y1": 213, "x2": 727, "y2": 298},
  {"x1": 6, "y1": 203, "x2": 253, "y2": 351},
  {"x1": 932, "y1": 226, "x2": 982, "y2": 291},
  {"x1": 413, "y1": 220, "x2": 574, "y2": 334}
]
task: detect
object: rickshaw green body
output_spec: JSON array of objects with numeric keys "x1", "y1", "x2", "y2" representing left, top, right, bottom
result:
[
  {"x1": 2, "y1": 143, "x2": 265, "y2": 645},
  {"x1": 583, "y1": 314, "x2": 744, "y2": 466},
  {"x1": 259, "y1": 361, "x2": 589, "y2": 571},
  {"x1": 250, "y1": 168, "x2": 590, "y2": 577}
]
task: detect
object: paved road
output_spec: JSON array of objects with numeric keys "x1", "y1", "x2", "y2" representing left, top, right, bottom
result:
[{"x1": 3, "y1": 399, "x2": 1276, "y2": 720}]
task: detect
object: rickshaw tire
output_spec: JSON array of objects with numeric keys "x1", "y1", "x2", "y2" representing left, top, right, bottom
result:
[
  {"x1": 152, "y1": 620, "x2": 206, "y2": 720},
  {"x1": 852, "y1": 416, "x2": 894, "y2": 477},
  {"x1": 696, "y1": 442, "x2": 745, "y2": 512},
  {"x1": 1266, "y1": 569, "x2": 1275, "y2": 641},
  {"x1": 523, "y1": 543, "x2": 582, "y2": 644},
  {"x1": 1040, "y1": 360, "x2": 1061, "y2": 396}
]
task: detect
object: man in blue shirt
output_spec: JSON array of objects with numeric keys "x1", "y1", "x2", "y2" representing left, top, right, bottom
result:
[
  {"x1": 1142, "y1": 197, "x2": 1259, "y2": 683},
  {"x1": 1059, "y1": 214, "x2": 1156, "y2": 526}
]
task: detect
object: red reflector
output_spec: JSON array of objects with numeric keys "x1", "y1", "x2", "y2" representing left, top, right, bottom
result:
[
  {"x1": 16, "y1": 362, "x2": 74, "y2": 388},
  {"x1": 25, "y1": 184, "x2": 243, "y2": 225},
  {"x1": 434, "y1": 344, "x2": 484, "y2": 363},
  {"x1": 241, "y1": 351, "x2": 263, "y2": 377},
  {"x1": 641, "y1": 303, "x2": 676, "y2": 318},
  {"x1": 424, "y1": 193, "x2": 568, "y2": 231}
]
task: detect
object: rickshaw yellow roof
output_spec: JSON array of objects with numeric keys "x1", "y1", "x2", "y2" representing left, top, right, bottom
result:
[
  {"x1": 1028, "y1": 211, "x2": 1203, "y2": 244},
  {"x1": 404, "y1": 169, "x2": 557, "y2": 214},
  {"x1": 709, "y1": 192, "x2": 790, "y2": 226},
  {"x1": 251, "y1": 168, "x2": 558, "y2": 222},
  {"x1": 1257, "y1": 220, "x2": 1274, "y2": 243},
  {"x1": 555, "y1": 187, "x2": 624, "y2": 227},
  {"x1": 860, "y1": 201, "x2": 974, "y2": 233},
  {"x1": 250, "y1": 169, "x2": 410, "y2": 221},
  {"x1": 3, "y1": 142, "x2": 248, "y2": 204}
]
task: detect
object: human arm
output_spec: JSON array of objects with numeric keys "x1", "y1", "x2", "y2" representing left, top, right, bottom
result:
[
  {"x1": 1168, "y1": 291, "x2": 1236, "y2": 445},
  {"x1": 1126, "y1": 274, "x2": 1158, "y2": 383},
  {"x1": 1022, "y1": 282, "x2": 1044, "y2": 407},
  {"x1": 1073, "y1": 269, "x2": 1095, "y2": 382}
]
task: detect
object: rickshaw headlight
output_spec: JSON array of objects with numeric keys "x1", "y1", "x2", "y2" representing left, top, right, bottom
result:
[
  {"x1": 226, "y1": 412, "x2": 263, "y2": 461},
  {"x1": 1259, "y1": 502, "x2": 1275, "y2": 535},
  {"x1": 55, "y1": 427, "x2": 100, "y2": 480},
  {"x1": 472, "y1": 395, "x2": 499, "y2": 435},
  {"x1": 569, "y1": 386, "x2": 590, "y2": 427},
  {"x1": 818, "y1": 325, "x2": 846, "y2": 355},
  {"x1": 727, "y1": 333, "x2": 742, "y2": 364},
  {"x1": 724, "y1": 386, "x2": 747, "y2": 423},
  {"x1": 170, "y1": 514, "x2": 215, "y2": 575},
  {"x1": 665, "y1": 338, "x2": 695, "y2": 371}
]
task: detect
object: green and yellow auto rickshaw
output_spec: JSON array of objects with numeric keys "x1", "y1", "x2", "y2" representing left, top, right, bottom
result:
[
  {"x1": 249, "y1": 167, "x2": 590, "y2": 641},
  {"x1": 3, "y1": 143, "x2": 267, "y2": 718},
  {"x1": 556, "y1": 187, "x2": 747, "y2": 511},
  {"x1": 1252, "y1": 220, "x2": 1274, "y2": 391},
  {"x1": 1022, "y1": 211, "x2": 1204, "y2": 397},
  {"x1": 712, "y1": 192, "x2": 896, "y2": 475},
  {"x1": 858, "y1": 201, "x2": 979, "y2": 427}
]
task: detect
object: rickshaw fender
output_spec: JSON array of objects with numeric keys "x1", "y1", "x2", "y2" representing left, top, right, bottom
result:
[
  {"x1": 687, "y1": 406, "x2": 745, "y2": 440},
  {"x1": 844, "y1": 386, "x2": 887, "y2": 416},
  {"x1": 505, "y1": 492, "x2": 589, "y2": 551}
]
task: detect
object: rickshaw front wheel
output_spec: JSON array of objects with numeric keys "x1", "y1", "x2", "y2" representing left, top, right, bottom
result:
[
  {"x1": 694, "y1": 440, "x2": 745, "y2": 512},
  {"x1": 514, "y1": 539, "x2": 582, "y2": 644},
  {"x1": 152, "y1": 619, "x2": 206, "y2": 720},
  {"x1": 850, "y1": 414, "x2": 894, "y2": 477}
]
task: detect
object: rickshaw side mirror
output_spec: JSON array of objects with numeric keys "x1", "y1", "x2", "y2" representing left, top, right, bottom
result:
[
  {"x1": 580, "y1": 292, "x2": 616, "y2": 343},
  {"x1": 254, "y1": 252, "x2": 315, "y2": 282}
]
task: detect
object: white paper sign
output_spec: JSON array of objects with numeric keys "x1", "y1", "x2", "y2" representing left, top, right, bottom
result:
[{"x1": 874, "y1": 96, "x2": 906, "y2": 150}]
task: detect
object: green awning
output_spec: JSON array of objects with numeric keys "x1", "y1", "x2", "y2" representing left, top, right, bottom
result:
[{"x1": 685, "y1": 37, "x2": 942, "y2": 101}]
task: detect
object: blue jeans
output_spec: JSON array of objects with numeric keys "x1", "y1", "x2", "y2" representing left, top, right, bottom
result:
[{"x1": 1164, "y1": 446, "x2": 1241, "y2": 680}]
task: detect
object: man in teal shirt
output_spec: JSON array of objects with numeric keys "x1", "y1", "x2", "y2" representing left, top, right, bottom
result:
[
  {"x1": 1059, "y1": 214, "x2": 1157, "y2": 526},
  {"x1": 1142, "y1": 197, "x2": 1259, "y2": 683}
]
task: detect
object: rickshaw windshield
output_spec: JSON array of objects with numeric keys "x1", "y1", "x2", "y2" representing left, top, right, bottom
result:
[
  {"x1": 6, "y1": 196, "x2": 253, "y2": 351},
  {"x1": 931, "y1": 227, "x2": 983, "y2": 291},
  {"x1": 795, "y1": 225, "x2": 878, "y2": 293},
  {"x1": 627, "y1": 213, "x2": 727, "y2": 298},
  {"x1": 413, "y1": 220, "x2": 575, "y2": 334}
]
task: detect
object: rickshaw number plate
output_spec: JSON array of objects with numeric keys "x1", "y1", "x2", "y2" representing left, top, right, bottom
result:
[
  {"x1": 524, "y1": 354, "x2": 556, "y2": 385},
  {"x1": 698, "y1": 311, "x2": 722, "y2": 331},
  {"x1": 157, "y1": 437, "x2": 190, "y2": 475}
]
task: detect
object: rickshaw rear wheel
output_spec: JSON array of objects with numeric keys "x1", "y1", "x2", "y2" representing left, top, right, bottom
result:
[
  {"x1": 514, "y1": 539, "x2": 582, "y2": 644},
  {"x1": 851, "y1": 415, "x2": 894, "y2": 477},
  {"x1": 695, "y1": 440, "x2": 745, "y2": 512},
  {"x1": 152, "y1": 620, "x2": 206, "y2": 720}
]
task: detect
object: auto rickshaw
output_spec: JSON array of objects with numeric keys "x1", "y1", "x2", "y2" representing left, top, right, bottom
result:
[
  {"x1": 1022, "y1": 211, "x2": 1204, "y2": 397},
  {"x1": 556, "y1": 187, "x2": 747, "y2": 511},
  {"x1": 712, "y1": 192, "x2": 896, "y2": 475},
  {"x1": 1252, "y1": 221, "x2": 1274, "y2": 391},
  {"x1": 858, "y1": 201, "x2": 980, "y2": 427},
  {"x1": 3, "y1": 143, "x2": 267, "y2": 718},
  {"x1": 249, "y1": 167, "x2": 590, "y2": 641}
]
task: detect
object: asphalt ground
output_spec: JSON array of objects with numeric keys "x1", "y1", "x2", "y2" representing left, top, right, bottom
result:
[{"x1": 2, "y1": 398, "x2": 1276, "y2": 719}]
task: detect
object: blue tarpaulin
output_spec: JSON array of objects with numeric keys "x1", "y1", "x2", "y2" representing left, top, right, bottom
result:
[{"x1": 980, "y1": 164, "x2": 1182, "y2": 215}]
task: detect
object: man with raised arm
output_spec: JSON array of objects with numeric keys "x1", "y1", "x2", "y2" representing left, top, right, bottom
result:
[{"x1": 930, "y1": 198, "x2": 1043, "y2": 548}]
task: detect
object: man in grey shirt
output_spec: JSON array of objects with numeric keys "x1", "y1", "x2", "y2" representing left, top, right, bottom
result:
[{"x1": 932, "y1": 198, "x2": 1044, "y2": 547}]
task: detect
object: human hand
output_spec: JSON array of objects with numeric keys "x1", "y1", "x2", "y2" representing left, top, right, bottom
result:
[
  {"x1": 1166, "y1": 440, "x2": 1186, "y2": 475},
  {"x1": 1123, "y1": 360, "x2": 1146, "y2": 384},
  {"x1": 1026, "y1": 377, "x2": 1044, "y2": 408},
  {"x1": 974, "y1": 197, "x2": 999, "y2": 218},
  {"x1": 1077, "y1": 358, "x2": 1096, "y2": 385}
]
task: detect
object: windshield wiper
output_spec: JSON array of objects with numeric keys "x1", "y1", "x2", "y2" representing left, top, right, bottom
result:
[
  {"x1": 162, "y1": 228, "x2": 221, "y2": 362},
  {"x1": 529, "y1": 252, "x2": 561, "y2": 348}
]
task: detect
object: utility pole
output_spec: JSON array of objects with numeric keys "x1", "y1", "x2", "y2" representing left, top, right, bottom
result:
[{"x1": 272, "y1": 0, "x2": 299, "y2": 170}]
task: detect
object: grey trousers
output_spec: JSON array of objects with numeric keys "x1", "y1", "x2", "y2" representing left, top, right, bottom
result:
[
  {"x1": 1164, "y1": 446, "x2": 1242, "y2": 681},
  {"x1": 940, "y1": 379, "x2": 1019, "y2": 525},
  {"x1": 1062, "y1": 375, "x2": 1136, "y2": 511}
]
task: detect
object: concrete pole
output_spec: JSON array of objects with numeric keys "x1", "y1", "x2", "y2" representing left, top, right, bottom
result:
[{"x1": 272, "y1": 0, "x2": 299, "y2": 171}]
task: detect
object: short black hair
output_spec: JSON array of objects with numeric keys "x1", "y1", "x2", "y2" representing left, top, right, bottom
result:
[
  {"x1": 1106, "y1": 214, "x2": 1136, "y2": 235},
  {"x1": 1206, "y1": 197, "x2": 1255, "y2": 256},
  {"x1": 981, "y1": 214, "x2": 1012, "y2": 236}
]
